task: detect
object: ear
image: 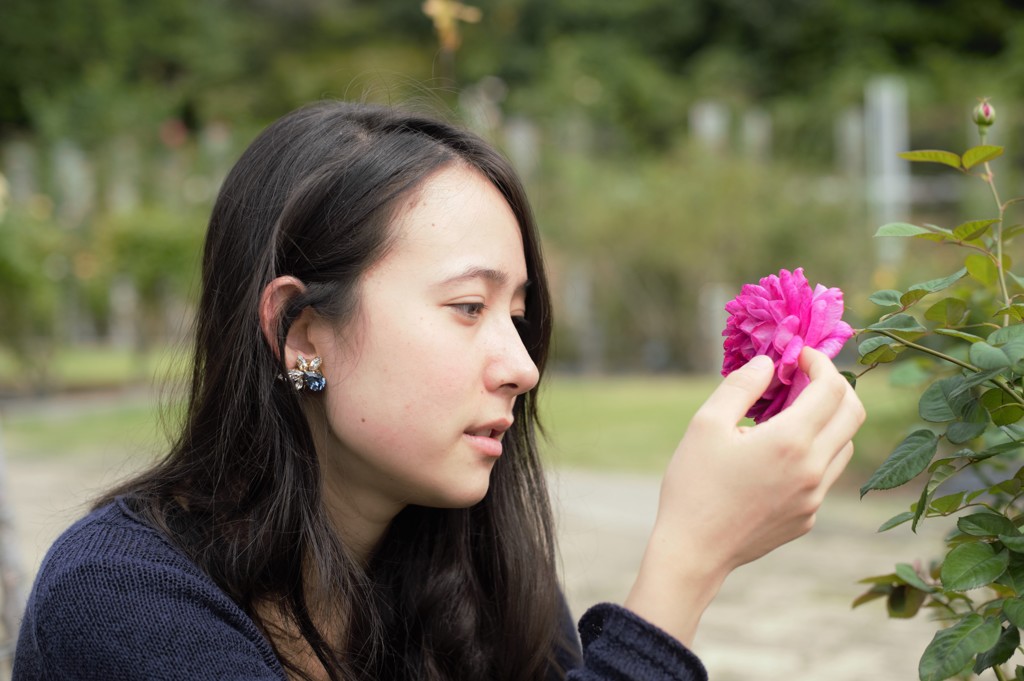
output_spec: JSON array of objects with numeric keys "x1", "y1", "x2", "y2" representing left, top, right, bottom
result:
[{"x1": 259, "y1": 276, "x2": 319, "y2": 368}]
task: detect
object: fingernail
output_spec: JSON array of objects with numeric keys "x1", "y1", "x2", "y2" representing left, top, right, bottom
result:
[{"x1": 747, "y1": 355, "x2": 774, "y2": 371}]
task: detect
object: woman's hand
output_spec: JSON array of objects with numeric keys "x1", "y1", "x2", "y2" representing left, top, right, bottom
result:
[{"x1": 624, "y1": 347, "x2": 865, "y2": 646}]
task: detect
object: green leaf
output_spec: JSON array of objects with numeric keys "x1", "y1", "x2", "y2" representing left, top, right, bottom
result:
[
  {"x1": 920, "y1": 376, "x2": 972, "y2": 422},
  {"x1": 970, "y1": 342, "x2": 1011, "y2": 370},
  {"x1": 876, "y1": 222, "x2": 932, "y2": 238},
  {"x1": 975, "y1": 441, "x2": 1023, "y2": 462},
  {"x1": 925, "y1": 297, "x2": 968, "y2": 326},
  {"x1": 1003, "y1": 597, "x2": 1024, "y2": 627},
  {"x1": 962, "y1": 144, "x2": 1004, "y2": 170},
  {"x1": 900, "y1": 288, "x2": 930, "y2": 307},
  {"x1": 992, "y1": 478, "x2": 1023, "y2": 496},
  {"x1": 896, "y1": 562, "x2": 936, "y2": 592},
  {"x1": 858, "y1": 572, "x2": 900, "y2": 586},
  {"x1": 958, "y1": 511, "x2": 1018, "y2": 538},
  {"x1": 954, "y1": 219, "x2": 999, "y2": 241},
  {"x1": 1000, "y1": 535, "x2": 1024, "y2": 553},
  {"x1": 935, "y1": 329, "x2": 985, "y2": 343},
  {"x1": 945, "y1": 397, "x2": 989, "y2": 444},
  {"x1": 989, "y1": 324, "x2": 1024, "y2": 345},
  {"x1": 953, "y1": 368, "x2": 1007, "y2": 394},
  {"x1": 919, "y1": 614, "x2": 1001, "y2": 681},
  {"x1": 860, "y1": 430, "x2": 939, "y2": 497},
  {"x1": 899, "y1": 149, "x2": 962, "y2": 169},
  {"x1": 940, "y1": 542, "x2": 1009, "y2": 591},
  {"x1": 929, "y1": 491, "x2": 966, "y2": 514},
  {"x1": 852, "y1": 583, "x2": 891, "y2": 608},
  {"x1": 966, "y1": 254, "x2": 999, "y2": 287},
  {"x1": 946, "y1": 421, "x2": 988, "y2": 445},
  {"x1": 994, "y1": 304, "x2": 1024, "y2": 322},
  {"x1": 1003, "y1": 223, "x2": 1024, "y2": 240},
  {"x1": 1004, "y1": 337, "x2": 1024, "y2": 367},
  {"x1": 839, "y1": 371, "x2": 856, "y2": 389},
  {"x1": 869, "y1": 289, "x2": 903, "y2": 307},
  {"x1": 878, "y1": 510, "x2": 915, "y2": 532},
  {"x1": 867, "y1": 313, "x2": 927, "y2": 340},
  {"x1": 915, "y1": 269, "x2": 970, "y2": 295},
  {"x1": 858, "y1": 336, "x2": 904, "y2": 364},
  {"x1": 997, "y1": 560, "x2": 1024, "y2": 595},
  {"x1": 912, "y1": 481, "x2": 929, "y2": 531},
  {"x1": 927, "y1": 459, "x2": 957, "y2": 481},
  {"x1": 888, "y1": 584, "x2": 928, "y2": 618},
  {"x1": 981, "y1": 388, "x2": 1024, "y2": 426},
  {"x1": 973, "y1": 623, "x2": 1019, "y2": 674}
]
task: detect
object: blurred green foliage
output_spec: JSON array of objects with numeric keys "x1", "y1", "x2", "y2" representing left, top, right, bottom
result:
[
  {"x1": 6, "y1": 0, "x2": 1024, "y2": 149},
  {"x1": 3, "y1": 0, "x2": 1024, "y2": 379}
]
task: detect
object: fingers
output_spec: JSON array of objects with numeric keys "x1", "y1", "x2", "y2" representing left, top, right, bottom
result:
[
  {"x1": 819, "y1": 441, "x2": 855, "y2": 491},
  {"x1": 773, "y1": 348, "x2": 854, "y2": 434},
  {"x1": 764, "y1": 347, "x2": 864, "y2": 476},
  {"x1": 697, "y1": 355, "x2": 775, "y2": 425}
]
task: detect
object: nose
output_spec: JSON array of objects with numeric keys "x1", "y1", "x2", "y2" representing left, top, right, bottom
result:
[{"x1": 485, "y1": 317, "x2": 540, "y2": 395}]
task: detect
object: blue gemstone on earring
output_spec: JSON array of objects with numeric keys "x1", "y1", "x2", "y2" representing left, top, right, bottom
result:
[{"x1": 304, "y1": 372, "x2": 326, "y2": 392}]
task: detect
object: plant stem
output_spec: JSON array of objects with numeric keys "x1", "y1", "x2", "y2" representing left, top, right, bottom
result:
[
  {"x1": 872, "y1": 330, "x2": 1024, "y2": 407},
  {"x1": 993, "y1": 663, "x2": 1008, "y2": 681},
  {"x1": 979, "y1": 128, "x2": 1012, "y2": 318},
  {"x1": 873, "y1": 330, "x2": 975, "y2": 371},
  {"x1": 987, "y1": 164, "x2": 1011, "y2": 316},
  {"x1": 855, "y1": 365, "x2": 879, "y2": 379}
]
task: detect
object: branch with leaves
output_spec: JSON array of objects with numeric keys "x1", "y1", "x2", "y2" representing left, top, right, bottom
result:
[{"x1": 856, "y1": 100, "x2": 1024, "y2": 681}]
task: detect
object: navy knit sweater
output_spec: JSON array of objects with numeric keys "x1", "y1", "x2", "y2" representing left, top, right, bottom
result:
[{"x1": 13, "y1": 498, "x2": 707, "y2": 680}]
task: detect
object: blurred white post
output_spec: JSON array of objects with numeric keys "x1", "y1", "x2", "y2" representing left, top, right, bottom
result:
[
  {"x1": 504, "y1": 116, "x2": 540, "y2": 181},
  {"x1": 53, "y1": 139, "x2": 98, "y2": 344},
  {"x1": 106, "y1": 136, "x2": 141, "y2": 216},
  {"x1": 741, "y1": 108, "x2": 772, "y2": 161},
  {"x1": 2, "y1": 139, "x2": 38, "y2": 205},
  {"x1": 864, "y1": 76, "x2": 911, "y2": 267},
  {"x1": 836, "y1": 107, "x2": 864, "y2": 179},
  {"x1": 699, "y1": 283, "x2": 732, "y2": 375},
  {"x1": 565, "y1": 262, "x2": 604, "y2": 374},
  {"x1": 689, "y1": 101, "x2": 729, "y2": 152}
]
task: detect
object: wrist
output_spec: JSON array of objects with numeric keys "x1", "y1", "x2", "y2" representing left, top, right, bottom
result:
[{"x1": 623, "y1": 526, "x2": 730, "y2": 647}]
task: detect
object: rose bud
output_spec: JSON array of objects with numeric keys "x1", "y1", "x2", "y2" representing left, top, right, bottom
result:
[{"x1": 973, "y1": 99, "x2": 996, "y2": 128}]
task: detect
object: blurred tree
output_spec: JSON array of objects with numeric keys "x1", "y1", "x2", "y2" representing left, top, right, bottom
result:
[{"x1": 3, "y1": 0, "x2": 1024, "y2": 374}]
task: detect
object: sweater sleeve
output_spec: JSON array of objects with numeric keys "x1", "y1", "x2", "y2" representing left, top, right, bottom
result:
[
  {"x1": 13, "y1": 505, "x2": 286, "y2": 681},
  {"x1": 565, "y1": 603, "x2": 708, "y2": 681}
]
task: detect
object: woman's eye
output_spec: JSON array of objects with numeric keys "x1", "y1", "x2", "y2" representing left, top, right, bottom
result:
[{"x1": 452, "y1": 302, "x2": 486, "y2": 318}]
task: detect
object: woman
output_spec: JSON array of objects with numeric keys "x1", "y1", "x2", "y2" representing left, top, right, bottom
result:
[{"x1": 13, "y1": 102, "x2": 864, "y2": 681}]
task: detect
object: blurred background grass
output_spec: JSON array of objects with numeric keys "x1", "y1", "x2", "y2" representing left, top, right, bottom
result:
[{"x1": 0, "y1": 352, "x2": 916, "y2": 484}]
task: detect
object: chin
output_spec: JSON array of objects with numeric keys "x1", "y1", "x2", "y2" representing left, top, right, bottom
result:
[{"x1": 424, "y1": 479, "x2": 493, "y2": 510}]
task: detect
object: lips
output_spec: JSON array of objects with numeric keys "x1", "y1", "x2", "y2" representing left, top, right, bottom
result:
[
  {"x1": 467, "y1": 427, "x2": 504, "y2": 438},
  {"x1": 464, "y1": 419, "x2": 512, "y2": 457}
]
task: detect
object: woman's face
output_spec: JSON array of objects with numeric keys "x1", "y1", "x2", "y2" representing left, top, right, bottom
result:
[{"x1": 310, "y1": 164, "x2": 540, "y2": 521}]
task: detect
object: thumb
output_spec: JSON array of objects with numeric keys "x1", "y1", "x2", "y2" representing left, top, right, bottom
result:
[{"x1": 698, "y1": 355, "x2": 775, "y2": 425}]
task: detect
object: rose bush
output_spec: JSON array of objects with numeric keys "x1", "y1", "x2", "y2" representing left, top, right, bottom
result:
[
  {"x1": 722, "y1": 267, "x2": 854, "y2": 422},
  {"x1": 856, "y1": 99, "x2": 1024, "y2": 681}
]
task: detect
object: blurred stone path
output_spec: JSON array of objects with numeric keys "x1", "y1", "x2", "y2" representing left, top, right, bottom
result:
[
  {"x1": 552, "y1": 468, "x2": 944, "y2": 681},
  {"x1": 6, "y1": 404, "x2": 945, "y2": 680}
]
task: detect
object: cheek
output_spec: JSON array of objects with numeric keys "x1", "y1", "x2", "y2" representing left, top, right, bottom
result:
[{"x1": 321, "y1": 319, "x2": 470, "y2": 450}]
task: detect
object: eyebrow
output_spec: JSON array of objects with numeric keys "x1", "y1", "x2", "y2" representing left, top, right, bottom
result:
[{"x1": 438, "y1": 266, "x2": 531, "y2": 293}]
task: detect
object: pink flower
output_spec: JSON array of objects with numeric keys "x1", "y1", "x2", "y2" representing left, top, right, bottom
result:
[{"x1": 721, "y1": 268, "x2": 853, "y2": 423}]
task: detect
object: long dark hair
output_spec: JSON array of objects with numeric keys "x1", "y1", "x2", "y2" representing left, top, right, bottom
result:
[{"x1": 99, "y1": 102, "x2": 570, "y2": 680}]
